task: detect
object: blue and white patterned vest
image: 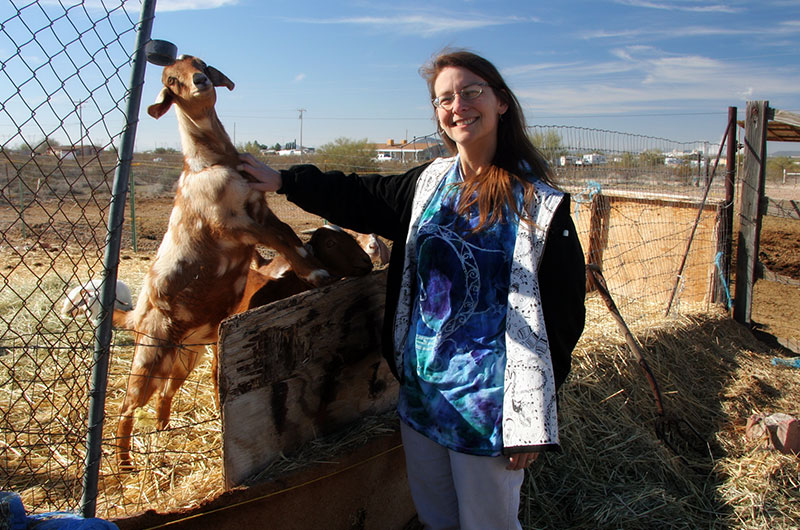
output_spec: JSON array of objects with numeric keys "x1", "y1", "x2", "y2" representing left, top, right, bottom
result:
[{"x1": 394, "y1": 156, "x2": 565, "y2": 449}]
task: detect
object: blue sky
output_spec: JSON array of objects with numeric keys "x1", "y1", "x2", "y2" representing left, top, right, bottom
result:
[{"x1": 4, "y1": 0, "x2": 800, "y2": 152}]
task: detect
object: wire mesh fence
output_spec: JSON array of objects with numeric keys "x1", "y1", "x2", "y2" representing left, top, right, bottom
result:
[
  {"x1": 528, "y1": 123, "x2": 734, "y2": 322},
  {"x1": 0, "y1": 0, "x2": 743, "y2": 523},
  {"x1": 0, "y1": 0, "x2": 142, "y2": 517}
]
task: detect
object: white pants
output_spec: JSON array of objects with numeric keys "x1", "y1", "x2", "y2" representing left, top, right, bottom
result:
[{"x1": 400, "y1": 421, "x2": 524, "y2": 530}]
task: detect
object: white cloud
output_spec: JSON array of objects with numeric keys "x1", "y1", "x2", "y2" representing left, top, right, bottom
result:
[
  {"x1": 155, "y1": 0, "x2": 238, "y2": 12},
  {"x1": 283, "y1": 14, "x2": 536, "y2": 37},
  {"x1": 612, "y1": 0, "x2": 742, "y2": 13},
  {"x1": 509, "y1": 47, "x2": 800, "y2": 116},
  {"x1": 294, "y1": 73, "x2": 307, "y2": 83},
  {"x1": 39, "y1": 0, "x2": 238, "y2": 11},
  {"x1": 583, "y1": 25, "x2": 753, "y2": 40}
]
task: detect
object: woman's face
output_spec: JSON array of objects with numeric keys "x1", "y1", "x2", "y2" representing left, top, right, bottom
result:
[{"x1": 433, "y1": 66, "x2": 508, "y2": 161}]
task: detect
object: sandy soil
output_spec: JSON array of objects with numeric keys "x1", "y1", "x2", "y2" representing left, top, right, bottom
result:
[{"x1": 1, "y1": 192, "x2": 797, "y2": 349}]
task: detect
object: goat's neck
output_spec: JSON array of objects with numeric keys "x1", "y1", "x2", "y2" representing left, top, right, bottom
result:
[{"x1": 175, "y1": 107, "x2": 238, "y2": 172}]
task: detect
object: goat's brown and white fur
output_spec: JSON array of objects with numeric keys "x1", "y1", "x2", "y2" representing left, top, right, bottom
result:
[{"x1": 114, "y1": 55, "x2": 328, "y2": 469}]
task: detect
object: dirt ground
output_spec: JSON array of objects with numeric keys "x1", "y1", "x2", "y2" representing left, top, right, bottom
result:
[
  {"x1": 1, "y1": 191, "x2": 798, "y2": 350},
  {"x1": 750, "y1": 215, "x2": 800, "y2": 348},
  {"x1": 5, "y1": 191, "x2": 796, "y2": 351}
]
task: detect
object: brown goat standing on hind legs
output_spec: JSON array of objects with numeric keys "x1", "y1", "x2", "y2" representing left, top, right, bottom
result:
[{"x1": 113, "y1": 54, "x2": 330, "y2": 470}]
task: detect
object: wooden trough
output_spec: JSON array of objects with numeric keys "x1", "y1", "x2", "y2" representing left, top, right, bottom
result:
[
  {"x1": 218, "y1": 269, "x2": 398, "y2": 487},
  {"x1": 115, "y1": 269, "x2": 415, "y2": 530}
]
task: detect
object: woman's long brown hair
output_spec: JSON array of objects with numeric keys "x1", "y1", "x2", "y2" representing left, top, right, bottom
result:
[{"x1": 420, "y1": 49, "x2": 556, "y2": 231}]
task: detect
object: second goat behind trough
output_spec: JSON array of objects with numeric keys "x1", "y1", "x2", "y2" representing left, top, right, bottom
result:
[{"x1": 114, "y1": 54, "x2": 330, "y2": 470}]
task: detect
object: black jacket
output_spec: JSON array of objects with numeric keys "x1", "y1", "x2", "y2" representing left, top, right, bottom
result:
[{"x1": 279, "y1": 162, "x2": 585, "y2": 388}]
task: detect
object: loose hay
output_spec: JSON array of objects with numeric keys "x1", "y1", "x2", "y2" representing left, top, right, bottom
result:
[
  {"x1": 519, "y1": 296, "x2": 800, "y2": 529},
  {"x1": 3, "y1": 254, "x2": 799, "y2": 529}
]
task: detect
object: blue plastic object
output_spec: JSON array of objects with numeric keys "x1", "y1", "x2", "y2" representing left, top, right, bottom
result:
[
  {"x1": 0, "y1": 493, "x2": 119, "y2": 530},
  {"x1": 772, "y1": 357, "x2": 800, "y2": 369},
  {"x1": 0, "y1": 492, "x2": 27, "y2": 530}
]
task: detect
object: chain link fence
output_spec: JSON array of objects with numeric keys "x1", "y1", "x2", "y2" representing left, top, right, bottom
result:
[
  {"x1": 0, "y1": 0, "x2": 740, "y2": 523},
  {"x1": 1, "y1": 0, "x2": 145, "y2": 518}
]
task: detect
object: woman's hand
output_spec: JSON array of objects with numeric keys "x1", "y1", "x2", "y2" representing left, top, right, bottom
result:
[
  {"x1": 238, "y1": 153, "x2": 282, "y2": 193},
  {"x1": 507, "y1": 451, "x2": 539, "y2": 471}
]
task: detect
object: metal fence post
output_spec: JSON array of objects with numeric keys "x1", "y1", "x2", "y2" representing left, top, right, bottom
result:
[{"x1": 80, "y1": 0, "x2": 157, "y2": 517}]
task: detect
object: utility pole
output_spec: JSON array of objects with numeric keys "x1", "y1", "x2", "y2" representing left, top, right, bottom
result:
[
  {"x1": 72, "y1": 98, "x2": 84, "y2": 160},
  {"x1": 298, "y1": 108, "x2": 306, "y2": 162}
]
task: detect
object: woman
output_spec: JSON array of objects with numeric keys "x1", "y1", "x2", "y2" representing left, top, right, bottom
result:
[{"x1": 239, "y1": 49, "x2": 585, "y2": 530}]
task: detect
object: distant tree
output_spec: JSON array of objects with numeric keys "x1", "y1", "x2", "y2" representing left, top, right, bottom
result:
[
  {"x1": 153, "y1": 146, "x2": 179, "y2": 154},
  {"x1": 529, "y1": 130, "x2": 567, "y2": 165},
  {"x1": 238, "y1": 140, "x2": 265, "y2": 154},
  {"x1": 315, "y1": 137, "x2": 376, "y2": 172},
  {"x1": 33, "y1": 137, "x2": 61, "y2": 155},
  {"x1": 272, "y1": 143, "x2": 282, "y2": 151},
  {"x1": 639, "y1": 149, "x2": 665, "y2": 167},
  {"x1": 767, "y1": 156, "x2": 798, "y2": 182},
  {"x1": 619, "y1": 152, "x2": 636, "y2": 168}
]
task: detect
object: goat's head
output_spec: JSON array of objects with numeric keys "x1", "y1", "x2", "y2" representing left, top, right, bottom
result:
[
  {"x1": 147, "y1": 55, "x2": 234, "y2": 119},
  {"x1": 309, "y1": 226, "x2": 373, "y2": 278}
]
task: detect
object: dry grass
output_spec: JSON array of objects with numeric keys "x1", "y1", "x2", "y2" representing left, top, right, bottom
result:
[
  {"x1": 518, "y1": 297, "x2": 800, "y2": 529},
  {"x1": 2, "y1": 249, "x2": 799, "y2": 528}
]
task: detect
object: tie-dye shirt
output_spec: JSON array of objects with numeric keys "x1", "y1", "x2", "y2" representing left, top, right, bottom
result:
[{"x1": 397, "y1": 162, "x2": 519, "y2": 456}]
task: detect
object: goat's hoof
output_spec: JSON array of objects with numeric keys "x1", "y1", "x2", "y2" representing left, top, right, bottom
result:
[
  {"x1": 303, "y1": 269, "x2": 332, "y2": 287},
  {"x1": 117, "y1": 457, "x2": 134, "y2": 472}
]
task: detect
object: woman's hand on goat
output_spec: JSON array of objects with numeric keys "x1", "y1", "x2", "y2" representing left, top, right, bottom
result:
[{"x1": 238, "y1": 153, "x2": 282, "y2": 192}]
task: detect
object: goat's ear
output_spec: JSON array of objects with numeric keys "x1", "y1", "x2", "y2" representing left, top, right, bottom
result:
[
  {"x1": 147, "y1": 87, "x2": 174, "y2": 119},
  {"x1": 206, "y1": 66, "x2": 235, "y2": 91}
]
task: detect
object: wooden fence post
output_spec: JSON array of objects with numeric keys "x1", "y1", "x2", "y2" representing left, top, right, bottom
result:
[{"x1": 733, "y1": 101, "x2": 770, "y2": 326}]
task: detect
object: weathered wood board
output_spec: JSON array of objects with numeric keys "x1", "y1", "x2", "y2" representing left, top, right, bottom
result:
[
  {"x1": 114, "y1": 426, "x2": 415, "y2": 530},
  {"x1": 218, "y1": 269, "x2": 398, "y2": 487}
]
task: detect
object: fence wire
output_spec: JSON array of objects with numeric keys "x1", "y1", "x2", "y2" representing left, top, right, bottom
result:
[
  {"x1": 1, "y1": 0, "x2": 142, "y2": 517},
  {"x1": 0, "y1": 0, "x2": 741, "y2": 522}
]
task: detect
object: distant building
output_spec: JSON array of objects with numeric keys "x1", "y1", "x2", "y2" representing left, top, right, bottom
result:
[
  {"x1": 582, "y1": 153, "x2": 607, "y2": 165},
  {"x1": 276, "y1": 147, "x2": 315, "y2": 156},
  {"x1": 48, "y1": 145, "x2": 103, "y2": 159},
  {"x1": 373, "y1": 139, "x2": 446, "y2": 163}
]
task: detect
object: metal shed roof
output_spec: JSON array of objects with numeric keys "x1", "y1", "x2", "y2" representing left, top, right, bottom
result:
[{"x1": 739, "y1": 108, "x2": 800, "y2": 142}]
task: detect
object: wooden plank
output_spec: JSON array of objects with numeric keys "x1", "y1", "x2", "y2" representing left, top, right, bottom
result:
[
  {"x1": 757, "y1": 262, "x2": 800, "y2": 288},
  {"x1": 217, "y1": 269, "x2": 398, "y2": 487},
  {"x1": 773, "y1": 109, "x2": 800, "y2": 130},
  {"x1": 734, "y1": 101, "x2": 769, "y2": 326},
  {"x1": 114, "y1": 426, "x2": 415, "y2": 530},
  {"x1": 765, "y1": 197, "x2": 800, "y2": 221}
]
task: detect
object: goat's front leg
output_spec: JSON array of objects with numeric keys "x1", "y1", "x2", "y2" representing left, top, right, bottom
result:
[{"x1": 256, "y1": 210, "x2": 331, "y2": 287}]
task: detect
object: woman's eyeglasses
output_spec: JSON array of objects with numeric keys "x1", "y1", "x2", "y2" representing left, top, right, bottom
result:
[{"x1": 432, "y1": 83, "x2": 488, "y2": 109}]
